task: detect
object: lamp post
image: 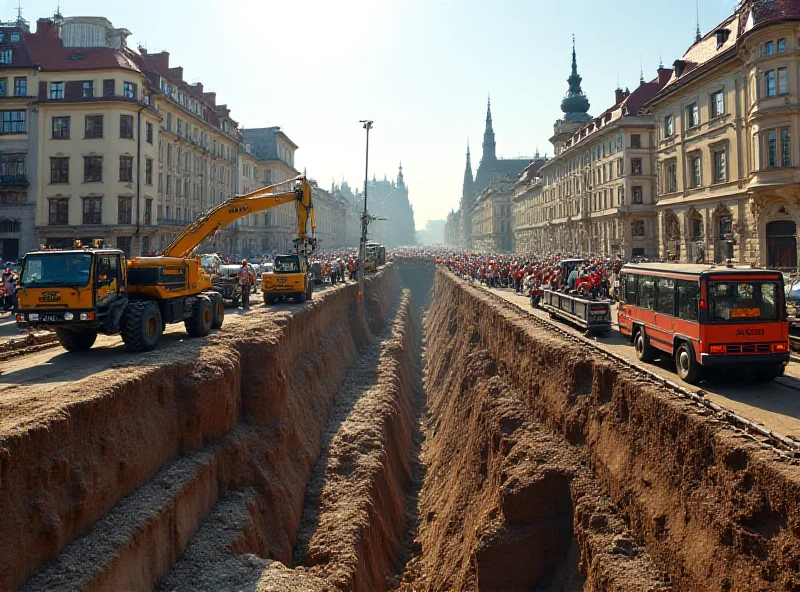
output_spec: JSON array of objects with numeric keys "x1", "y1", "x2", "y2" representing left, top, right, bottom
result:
[{"x1": 358, "y1": 120, "x2": 373, "y2": 301}]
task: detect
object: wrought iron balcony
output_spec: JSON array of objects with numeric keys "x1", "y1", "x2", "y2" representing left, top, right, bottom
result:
[{"x1": 0, "y1": 174, "x2": 28, "y2": 186}]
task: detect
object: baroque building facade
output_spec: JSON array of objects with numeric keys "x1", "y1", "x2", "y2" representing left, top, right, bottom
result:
[
  {"x1": 0, "y1": 10, "x2": 358, "y2": 262},
  {"x1": 524, "y1": 40, "x2": 669, "y2": 258},
  {"x1": 351, "y1": 165, "x2": 416, "y2": 248},
  {"x1": 649, "y1": 0, "x2": 800, "y2": 268}
]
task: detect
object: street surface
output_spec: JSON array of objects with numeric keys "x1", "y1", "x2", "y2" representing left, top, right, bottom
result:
[
  {"x1": 0, "y1": 311, "x2": 25, "y2": 341},
  {"x1": 482, "y1": 284, "x2": 800, "y2": 441}
]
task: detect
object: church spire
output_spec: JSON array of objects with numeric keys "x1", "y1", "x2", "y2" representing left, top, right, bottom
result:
[
  {"x1": 695, "y1": 0, "x2": 702, "y2": 43},
  {"x1": 560, "y1": 35, "x2": 591, "y2": 122},
  {"x1": 482, "y1": 95, "x2": 496, "y2": 163},
  {"x1": 462, "y1": 141, "x2": 475, "y2": 205},
  {"x1": 397, "y1": 162, "x2": 405, "y2": 188}
]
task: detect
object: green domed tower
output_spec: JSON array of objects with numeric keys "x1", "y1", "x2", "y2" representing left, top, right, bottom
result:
[{"x1": 560, "y1": 35, "x2": 591, "y2": 123}]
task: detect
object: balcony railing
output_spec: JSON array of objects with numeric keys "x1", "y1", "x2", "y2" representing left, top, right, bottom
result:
[{"x1": 0, "y1": 174, "x2": 28, "y2": 186}]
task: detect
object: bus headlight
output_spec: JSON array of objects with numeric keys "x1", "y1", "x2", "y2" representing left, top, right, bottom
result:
[
  {"x1": 28, "y1": 313, "x2": 39, "y2": 321},
  {"x1": 64, "y1": 312, "x2": 74, "y2": 320}
]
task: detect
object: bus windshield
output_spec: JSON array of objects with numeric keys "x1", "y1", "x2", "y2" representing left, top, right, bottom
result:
[
  {"x1": 21, "y1": 253, "x2": 93, "y2": 288},
  {"x1": 708, "y1": 280, "x2": 780, "y2": 323}
]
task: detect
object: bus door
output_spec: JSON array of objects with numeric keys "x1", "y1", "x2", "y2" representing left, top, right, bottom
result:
[
  {"x1": 635, "y1": 274, "x2": 657, "y2": 333},
  {"x1": 652, "y1": 276, "x2": 676, "y2": 351}
]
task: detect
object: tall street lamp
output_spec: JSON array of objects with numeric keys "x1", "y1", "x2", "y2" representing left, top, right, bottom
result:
[{"x1": 358, "y1": 120, "x2": 373, "y2": 302}]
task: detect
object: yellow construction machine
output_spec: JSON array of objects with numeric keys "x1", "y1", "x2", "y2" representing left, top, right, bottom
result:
[{"x1": 15, "y1": 176, "x2": 315, "y2": 351}]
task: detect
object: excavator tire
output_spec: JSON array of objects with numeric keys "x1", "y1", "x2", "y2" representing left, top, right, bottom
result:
[
  {"x1": 264, "y1": 293, "x2": 275, "y2": 305},
  {"x1": 55, "y1": 328, "x2": 98, "y2": 351},
  {"x1": 210, "y1": 293, "x2": 224, "y2": 329},
  {"x1": 121, "y1": 301, "x2": 163, "y2": 352},
  {"x1": 186, "y1": 296, "x2": 213, "y2": 338}
]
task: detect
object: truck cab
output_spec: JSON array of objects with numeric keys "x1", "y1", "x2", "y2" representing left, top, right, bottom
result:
[
  {"x1": 15, "y1": 248, "x2": 129, "y2": 349},
  {"x1": 262, "y1": 254, "x2": 313, "y2": 304}
]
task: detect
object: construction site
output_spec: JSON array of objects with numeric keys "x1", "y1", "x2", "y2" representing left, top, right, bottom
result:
[{"x1": 0, "y1": 261, "x2": 798, "y2": 591}]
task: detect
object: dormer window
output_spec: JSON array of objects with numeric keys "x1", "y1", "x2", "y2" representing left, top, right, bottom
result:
[
  {"x1": 673, "y1": 60, "x2": 687, "y2": 77},
  {"x1": 715, "y1": 29, "x2": 730, "y2": 49}
]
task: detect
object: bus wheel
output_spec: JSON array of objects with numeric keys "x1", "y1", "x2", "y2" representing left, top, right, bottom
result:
[
  {"x1": 634, "y1": 329, "x2": 655, "y2": 362},
  {"x1": 675, "y1": 342, "x2": 700, "y2": 384},
  {"x1": 754, "y1": 364, "x2": 785, "y2": 383}
]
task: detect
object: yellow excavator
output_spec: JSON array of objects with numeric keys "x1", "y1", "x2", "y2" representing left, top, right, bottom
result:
[{"x1": 15, "y1": 176, "x2": 315, "y2": 352}]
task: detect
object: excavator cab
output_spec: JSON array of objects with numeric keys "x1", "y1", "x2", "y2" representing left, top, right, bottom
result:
[{"x1": 15, "y1": 248, "x2": 129, "y2": 350}]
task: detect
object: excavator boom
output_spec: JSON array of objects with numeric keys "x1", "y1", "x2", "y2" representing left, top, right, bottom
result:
[{"x1": 160, "y1": 175, "x2": 316, "y2": 259}]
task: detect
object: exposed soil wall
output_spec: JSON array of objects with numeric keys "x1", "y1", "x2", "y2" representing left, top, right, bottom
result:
[
  {"x1": 414, "y1": 269, "x2": 800, "y2": 591},
  {"x1": 11, "y1": 265, "x2": 423, "y2": 592}
]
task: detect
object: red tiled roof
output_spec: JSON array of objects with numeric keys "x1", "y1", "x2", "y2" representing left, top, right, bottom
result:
[{"x1": 23, "y1": 26, "x2": 142, "y2": 73}]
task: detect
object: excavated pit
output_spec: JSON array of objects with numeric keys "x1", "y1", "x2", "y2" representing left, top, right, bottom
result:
[{"x1": 5, "y1": 262, "x2": 800, "y2": 591}]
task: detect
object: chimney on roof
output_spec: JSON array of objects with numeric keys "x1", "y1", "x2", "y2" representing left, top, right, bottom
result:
[
  {"x1": 657, "y1": 66, "x2": 673, "y2": 85},
  {"x1": 167, "y1": 67, "x2": 184, "y2": 81},
  {"x1": 673, "y1": 59, "x2": 687, "y2": 77},
  {"x1": 192, "y1": 82, "x2": 203, "y2": 95},
  {"x1": 147, "y1": 51, "x2": 170, "y2": 72},
  {"x1": 615, "y1": 87, "x2": 625, "y2": 105},
  {"x1": 203, "y1": 92, "x2": 216, "y2": 106},
  {"x1": 715, "y1": 28, "x2": 730, "y2": 49},
  {"x1": 36, "y1": 18, "x2": 57, "y2": 38}
]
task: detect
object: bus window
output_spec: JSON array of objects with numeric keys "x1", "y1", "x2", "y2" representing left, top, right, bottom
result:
[
  {"x1": 708, "y1": 281, "x2": 780, "y2": 322},
  {"x1": 637, "y1": 275, "x2": 655, "y2": 310},
  {"x1": 624, "y1": 274, "x2": 638, "y2": 304},
  {"x1": 676, "y1": 279, "x2": 700, "y2": 321},
  {"x1": 655, "y1": 277, "x2": 675, "y2": 316}
]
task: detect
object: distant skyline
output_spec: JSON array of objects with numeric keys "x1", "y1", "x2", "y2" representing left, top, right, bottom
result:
[{"x1": 14, "y1": 0, "x2": 738, "y2": 229}]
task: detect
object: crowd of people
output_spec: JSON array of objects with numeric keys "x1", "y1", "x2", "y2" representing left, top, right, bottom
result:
[{"x1": 389, "y1": 247, "x2": 626, "y2": 306}]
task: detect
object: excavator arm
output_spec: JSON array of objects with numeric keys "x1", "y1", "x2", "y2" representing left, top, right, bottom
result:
[{"x1": 161, "y1": 176, "x2": 316, "y2": 259}]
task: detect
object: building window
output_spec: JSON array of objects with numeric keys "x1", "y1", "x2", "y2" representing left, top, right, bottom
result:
[
  {"x1": 144, "y1": 199, "x2": 152, "y2": 225},
  {"x1": 686, "y1": 103, "x2": 699, "y2": 128},
  {"x1": 146, "y1": 122, "x2": 153, "y2": 144},
  {"x1": 632, "y1": 186, "x2": 643, "y2": 204},
  {"x1": 631, "y1": 219, "x2": 645, "y2": 237},
  {"x1": 631, "y1": 158, "x2": 642, "y2": 175},
  {"x1": 711, "y1": 90, "x2": 724, "y2": 117},
  {"x1": 0, "y1": 191, "x2": 24, "y2": 205},
  {"x1": 82, "y1": 81, "x2": 94, "y2": 98},
  {"x1": 782, "y1": 127, "x2": 791, "y2": 167},
  {"x1": 83, "y1": 155, "x2": 103, "y2": 182},
  {"x1": 665, "y1": 161, "x2": 678, "y2": 193},
  {"x1": 166, "y1": 112, "x2": 172, "y2": 131},
  {"x1": 778, "y1": 68, "x2": 789, "y2": 95},
  {"x1": 50, "y1": 157, "x2": 69, "y2": 183},
  {"x1": 713, "y1": 148, "x2": 727, "y2": 183},
  {"x1": 82, "y1": 197, "x2": 102, "y2": 225},
  {"x1": 177, "y1": 119, "x2": 183, "y2": 136},
  {"x1": 0, "y1": 49, "x2": 12, "y2": 64},
  {"x1": 765, "y1": 40, "x2": 775, "y2": 55},
  {"x1": 778, "y1": 38, "x2": 787, "y2": 53},
  {"x1": 120, "y1": 114, "x2": 134, "y2": 139},
  {"x1": 50, "y1": 81, "x2": 64, "y2": 100},
  {"x1": 13, "y1": 76, "x2": 25, "y2": 96},
  {"x1": 123, "y1": 82, "x2": 137, "y2": 99},
  {"x1": 9, "y1": 33, "x2": 19, "y2": 42},
  {"x1": 761, "y1": 127, "x2": 791, "y2": 169},
  {"x1": 664, "y1": 114, "x2": 674, "y2": 137},
  {"x1": 52, "y1": 116, "x2": 70, "y2": 139},
  {"x1": 48, "y1": 198, "x2": 69, "y2": 225},
  {"x1": 119, "y1": 156, "x2": 134, "y2": 182},
  {"x1": 688, "y1": 153, "x2": 702, "y2": 188},
  {"x1": 166, "y1": 174, "x2": 172, "y2": 196},
  {"x1": 103, "y1": 79, "x2": 115, "y2": 97},
  {"x1": 1, "y1": 110, "x2": 25, "y2": 133},
  {"x1": 764, "y1": 70, "x2": 776, "y2": 97},
  {"x1": 85, "y1": 115, "x2": 103, "y2": 138},
  {"x1": 630, "y1": 134, "x2": 641, "y2": 148},
  {"x1": 118, "y1": 196, "x2": 133, "y2": 224},
  {"x1": 145, "y1": 158, "x2": 153, "y2": 185},
  {"x1": 0, "y1": 78, "x2": 5, "y2": 97}
]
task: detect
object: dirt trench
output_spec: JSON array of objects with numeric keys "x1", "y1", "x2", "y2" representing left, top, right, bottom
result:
[{"x1": 8, "y1": 263, "x2": 800, "y2": 591}]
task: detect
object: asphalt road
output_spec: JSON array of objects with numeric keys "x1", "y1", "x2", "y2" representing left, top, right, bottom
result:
[
  {"x1": 0, "y1": 311, "x2": 24, "y2": 340},
  {"x1": 483, "y1": 284, "x2": 800, "y2": 441}
]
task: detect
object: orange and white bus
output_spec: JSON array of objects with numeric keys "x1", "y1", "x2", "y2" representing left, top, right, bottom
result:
[{"x1": 617, "y1": 262, "x2": 789, "y2": 384}]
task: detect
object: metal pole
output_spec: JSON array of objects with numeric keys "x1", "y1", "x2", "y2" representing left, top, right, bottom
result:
[{"x1": 358, "y1": 120, "x2": 372, "y2": 301}]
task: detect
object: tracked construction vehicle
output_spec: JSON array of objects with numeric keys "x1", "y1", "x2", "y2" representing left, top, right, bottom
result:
[{"x1": 15, "y1": 176, "x2": 315, "y2": 352}]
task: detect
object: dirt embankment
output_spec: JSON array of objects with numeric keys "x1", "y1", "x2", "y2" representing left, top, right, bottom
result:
[
  {"x1": 9, "y1": 265, "x2": 423, "y2": 592},
  {"x1": 406, "y1": 269, "x2": 800, "y2": 591}
]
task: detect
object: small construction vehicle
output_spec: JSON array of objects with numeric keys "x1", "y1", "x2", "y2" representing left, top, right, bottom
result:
[
  {"x1": 262, "y1": 238, "x2": 315, "y2": 304},
  {"x1": 364, "y1": 242, "x2": 386, "y2": 273},
  {"x1": 15, "y1": 176, "x2": 315, "y2": 351}
]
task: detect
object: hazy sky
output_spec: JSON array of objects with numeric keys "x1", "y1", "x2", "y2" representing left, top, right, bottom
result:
[{"x1": 18, "y1": 0, "x2": 738, "y2": 228}]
